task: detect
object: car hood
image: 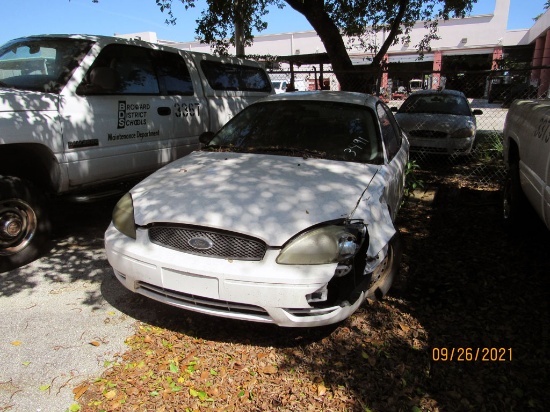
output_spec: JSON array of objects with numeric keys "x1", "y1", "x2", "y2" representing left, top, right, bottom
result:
[
  {"x1": 131, "y1": 151, "x2": 386, "y2": 247},
  {"x1": 395, "y1": 112, "x2": 475, "y2": 132},
  {"x1": 0, "y1": 89, "x2": 59, "y2": 112}
]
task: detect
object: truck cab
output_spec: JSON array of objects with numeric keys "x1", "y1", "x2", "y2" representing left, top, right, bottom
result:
[
  {"x1": 0, "y1": 34, "x2": 273, "y2": 271},
  {"x1": 502, "y1": 99, "x2": 550, "y2": 230}
]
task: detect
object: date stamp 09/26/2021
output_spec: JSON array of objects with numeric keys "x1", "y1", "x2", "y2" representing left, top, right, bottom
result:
[{"x1": 432, "y1": 348, "x2": 513, "y2": 362}]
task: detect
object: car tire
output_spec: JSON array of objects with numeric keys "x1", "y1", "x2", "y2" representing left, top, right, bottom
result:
[
  {"x1": 502, "y1": 162, "x2": 527, "y2": 229},
  {"x1": 364, "y1": 231, "x2": 403, "y2": 301},
  {"x1": 0, "y1": 176, "x2": 51, "y2": 273}
]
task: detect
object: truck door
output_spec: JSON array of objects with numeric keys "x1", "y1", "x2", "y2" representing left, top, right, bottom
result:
[
  {"x1": 194, "y1": 56, "x2": 273, "y2": 133},
  {"x1": 60, "y1": 44, "x2": 205, "y2": 188},
  {"x1": 521, "y1": 106, "x2": 550, "y2": 228}
]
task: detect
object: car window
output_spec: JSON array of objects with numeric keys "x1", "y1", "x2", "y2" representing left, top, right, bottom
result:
[
  {"x1": 207, "y1": 100, "x2": 384, "y2": 164},
  {"x1": 377, "y1": 103, "x2": 401, "y2": 160},
  {"x1": 399, "y1": 93, "x2": 471, "y2": 116}
]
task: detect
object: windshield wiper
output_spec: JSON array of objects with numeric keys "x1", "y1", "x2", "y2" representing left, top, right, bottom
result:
[
  {"x1": 245, "y1": 146, "x2": 327, "y2": 158},
  {"x1": 203, "y1": 145, "x2": 330, "y2": 159}
]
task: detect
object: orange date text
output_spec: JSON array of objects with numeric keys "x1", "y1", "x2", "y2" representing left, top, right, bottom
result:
[{"x1": 432, "y1": 347, "x2": 512, "y2": 362}]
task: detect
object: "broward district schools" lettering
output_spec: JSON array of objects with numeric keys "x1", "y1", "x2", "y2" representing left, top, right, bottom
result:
[{"x1": 118, "y1": 101, "x2": 150, "y2": 129}]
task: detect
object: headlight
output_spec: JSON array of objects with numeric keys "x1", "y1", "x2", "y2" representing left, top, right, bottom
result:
[
  {"x1": 450, "y1": 125, "x2": 475, "y2": 139},
  {"x1": 276, "y1": 225, "x2": 363, "y2": 265},
  {"x1": 112, "y1": 193, "x2": 136, "y2": 239}
]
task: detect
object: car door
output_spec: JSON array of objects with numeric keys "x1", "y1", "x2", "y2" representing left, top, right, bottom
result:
[
  {"x1": 376, "y1": 102, "x2": 408, "y2": 218},
  {"x1": 59, "y1": 43, "x2": 205, "y2": 188}
]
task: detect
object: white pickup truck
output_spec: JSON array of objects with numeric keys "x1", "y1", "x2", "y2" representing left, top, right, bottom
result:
[
  {"x1": 502, "y1": 99, "x2": 550, "y2": 230},
  {"x1": 0, "y1": 34, "x2": 273, "y2": 271}
]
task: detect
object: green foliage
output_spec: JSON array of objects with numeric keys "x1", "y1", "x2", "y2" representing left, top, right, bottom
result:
[
  {"x1": 403, "y1": 160, "x2": 425, "y2": 199},
  {"x1": 129, "y1": 0, "x2": 475, "y2": 88},
  {"x1": 473, "y1": 131, "x2": 504, "y2": 162}
]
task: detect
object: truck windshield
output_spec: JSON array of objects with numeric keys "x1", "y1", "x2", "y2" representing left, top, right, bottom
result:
[{"x1": 0, "y1": 37, "x2": 93, "y2": 93}]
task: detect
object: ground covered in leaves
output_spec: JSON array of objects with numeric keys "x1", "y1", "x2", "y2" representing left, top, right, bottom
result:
[{"x1": 75, "y1": 163, "x2": 550, "y2": 412}]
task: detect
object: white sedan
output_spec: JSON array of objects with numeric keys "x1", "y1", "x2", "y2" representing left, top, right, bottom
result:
[{"x1": 105, "y1": 91, "x2": 409, "y2": 327}]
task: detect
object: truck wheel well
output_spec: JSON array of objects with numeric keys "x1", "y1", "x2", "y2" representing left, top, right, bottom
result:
[
  {"x1": 0, "y1": 144, "x2": 59, "y2": 193},
  {"x1": 507, "y1": 139, "x2": 520, "y2": 166}
]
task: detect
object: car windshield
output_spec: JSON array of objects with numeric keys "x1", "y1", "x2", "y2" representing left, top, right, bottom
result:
[
  {"x1": 0, "y1": 37, "x2": 93, "y2": 93},
  {"x1": 398, "y1": 93, "x2": 471, "y2": 116},
  {"x1": 205, "y1": 100, "x2": 384, "y2": 164}
]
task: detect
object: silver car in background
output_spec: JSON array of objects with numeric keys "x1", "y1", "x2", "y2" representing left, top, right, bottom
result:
[{"x1": 394, "y1": 89, "x2": 483, "y2": 155}]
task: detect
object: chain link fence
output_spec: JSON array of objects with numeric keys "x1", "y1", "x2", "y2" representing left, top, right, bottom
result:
[{"x1": 266, "y1": 67, "x2": 546, "y2": 188}]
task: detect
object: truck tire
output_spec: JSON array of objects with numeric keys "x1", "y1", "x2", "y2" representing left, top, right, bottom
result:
[
  {"x1": 0, "y1": 176, "x2": 51, "y2": 273},
  {"x1": 502, "y1": 162, "x2": 527, "y2": 229}
]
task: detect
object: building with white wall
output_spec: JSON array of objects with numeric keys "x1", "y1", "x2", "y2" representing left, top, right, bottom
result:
[{"x1": 121, "y1": 0, "x2": 550, "y2": 96}]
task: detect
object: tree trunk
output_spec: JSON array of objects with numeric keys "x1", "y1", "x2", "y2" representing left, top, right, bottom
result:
[
  {"x1": 284, "y1": 0, "x2": 409, "y2": 93},
  {"x1": 285, "y1": 0, "x2": 361, "y2": 91}
]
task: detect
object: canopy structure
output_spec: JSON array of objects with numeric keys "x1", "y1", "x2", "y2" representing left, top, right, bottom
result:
[{"x1": 274, "y1": 53, "x2": 331, "y2": 91}]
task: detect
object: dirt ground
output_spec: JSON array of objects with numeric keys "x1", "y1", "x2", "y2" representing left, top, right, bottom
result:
[{"x1": 75, "y1": 166, "x2": 550, "y2": 412}]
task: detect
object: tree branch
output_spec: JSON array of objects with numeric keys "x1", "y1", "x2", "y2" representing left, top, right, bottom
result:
[{"x1": 371, "y1": 0, "x2": 408, "y2": 67}]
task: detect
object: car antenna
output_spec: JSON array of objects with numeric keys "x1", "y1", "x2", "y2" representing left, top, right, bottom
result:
[{"x1": 346, "y1": 168, "x2": 380, "y2": 222}]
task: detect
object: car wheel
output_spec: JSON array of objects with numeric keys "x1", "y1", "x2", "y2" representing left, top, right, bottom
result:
[
  {"x1": 363, "y1": 232, "x2": 402, "y2": 301},
  {"x1": 502, "y1": 162, "x2": 527, "y2": 229},
  {"x1": 0, "y1": 176, "x2": 51, "y2": 273}
]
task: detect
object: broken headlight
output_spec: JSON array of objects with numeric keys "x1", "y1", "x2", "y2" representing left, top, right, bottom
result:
[{"x1": 112, "y1": 192, "x2": 136, "y2": 239}]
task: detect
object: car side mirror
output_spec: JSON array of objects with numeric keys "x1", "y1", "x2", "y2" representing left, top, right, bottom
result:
[
  {"x1": 199, "y1": 131, "x2": 215, "y2": 145},
  {"x1": 472, "y1": 109, "x2": 483, "y2": 115}
]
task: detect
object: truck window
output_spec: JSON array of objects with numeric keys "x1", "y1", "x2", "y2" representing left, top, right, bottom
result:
[
  {"x1": 0, "y1": 37, "x2": 93, "y2": 93},
  {"x1": 200, "y1": 60, "x2": 271, "y2": 92},
  {"x1": 79, "y1": 44, "x2": 160, "y2": 95},
  {"x1": 154, "y1": 51, "x2": 194, "y2": 96}
]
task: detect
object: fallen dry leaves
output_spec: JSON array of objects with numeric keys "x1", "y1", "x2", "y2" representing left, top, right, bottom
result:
[
  {"x1": 77, "y1": 300, "x2": 432, "y2": 411},
  {"x1": 76, "y1": 163, "x2": 550, "y2": 412}
]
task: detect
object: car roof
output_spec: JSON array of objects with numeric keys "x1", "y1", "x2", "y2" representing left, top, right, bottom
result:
[
  {"x1": 256, "y1": 90, "x2": 380, "y2": 108},
  {"x1": 408, "y1": 89, "x2": 466, "y2": 98}
]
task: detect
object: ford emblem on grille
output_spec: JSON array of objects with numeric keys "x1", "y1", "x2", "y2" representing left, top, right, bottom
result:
[{"x1": 188, "y1": 237, "x2": 214, "y2": 250}]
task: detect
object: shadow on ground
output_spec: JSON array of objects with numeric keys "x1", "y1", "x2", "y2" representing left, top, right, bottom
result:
[
  {"x1": 97, "y1": 178, "x2": 550, "y2": 411},
  {"x1": 4, "y1": 180, "x2": 547, "y2": 411}
]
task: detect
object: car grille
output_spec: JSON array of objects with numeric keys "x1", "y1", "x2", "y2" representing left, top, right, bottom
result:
[
  {"x1": 148, "y1": 226, "x2": 267, "y2": 261},
  {"x1": 408, "y1": 130, "x2": 447, "y2": 138}
]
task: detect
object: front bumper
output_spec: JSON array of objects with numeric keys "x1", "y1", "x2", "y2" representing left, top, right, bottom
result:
[
  {"x1": 409, "y1": 136, "x2": 475, "y2": 154},
  {"x1": 105, "y1": 224, "x2": 367, "y2": 327}
]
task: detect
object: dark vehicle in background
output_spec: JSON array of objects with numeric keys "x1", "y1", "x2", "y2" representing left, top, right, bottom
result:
[{"x1": 487, "y1": 73, "x2": 537, "y2": 106}]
